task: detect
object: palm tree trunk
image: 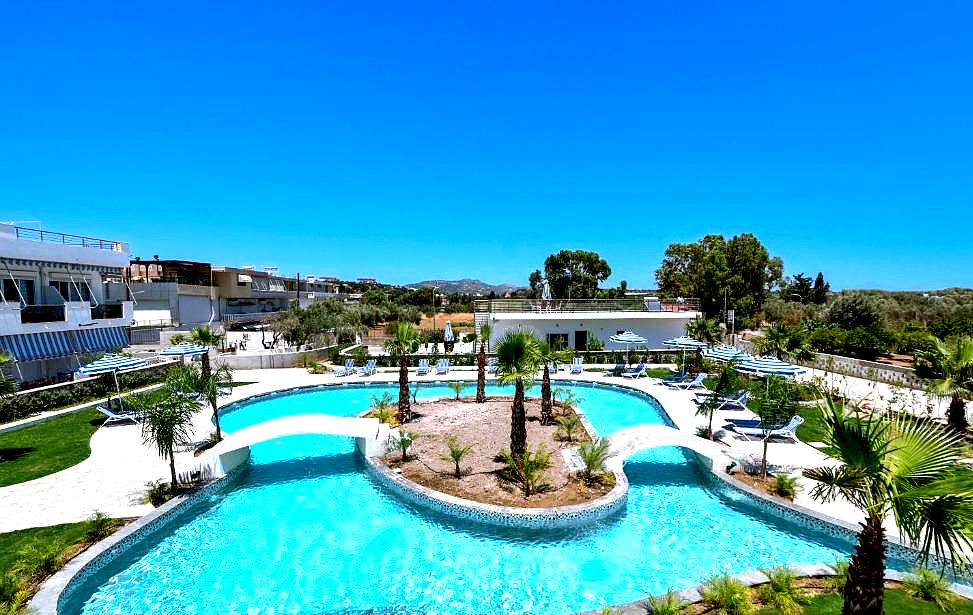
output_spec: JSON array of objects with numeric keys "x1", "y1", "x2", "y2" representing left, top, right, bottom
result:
[
  {"x1": 200, "y1": 351, "x2": 222, "y2": 441},
  {"x1": 948, "y1": 395, "x2": 968, "y2": 432},
  {"x1": 398, "y1": 355, "x2": 411, "y2": 423},
  {"x1": 511, "y1": 381, "x2": 527, "y2": 456},
  {"x1": 541, "y1": 365, "x2": 553, "y2": 425},
  {"x1": 169, "y1": 456, "x2": 178, "y2": 488},
  {"x1": 476, "y1": 345, "x2": 486, "y2": 403},
  {"x1": 212, "y1": 399, "x2": 222, "y2": 441},
  {"x1": 842, "y1": 514, "x2": 886, "y2": 615}
]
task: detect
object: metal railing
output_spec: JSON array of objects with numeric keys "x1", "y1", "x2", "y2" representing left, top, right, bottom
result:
[
  {"x1": 222, "y1": 311, "x2": 281, "y2": 323},
  {"x1": 473, "y1": 297, "x2": 701, "y2": 314},
  {"x1": 20, "y1": 304, "x2": 66, "y2": 323},
  {"x1": 91, "y1": 303, "x2": 124, "y2": 319},
  {"x1": 10, "y1": 226, "x2": 123, "y2": 251}
]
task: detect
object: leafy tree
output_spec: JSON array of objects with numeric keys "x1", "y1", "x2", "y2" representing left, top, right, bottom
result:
[
  {"x1": 168, "y1": 361, "x2": 233, "y2": 440},
  {"x1": 751, "y1": 376, "x2": 799, "y2": 477},
  {"x1": 189, "y1": 325, "x2": 226, "y2": 439},
  {"x1": 476, "y1": 324, "x2": 491, "y2": 403},
  {"x1": 825, "y1": 294, "x2": 884, "y2": 330},
  {"x1": 916, "y1": 334, "x2": 973, "y2": 432},
  {"x1": 129, "y1": 384, "x2": 199, "y2": 487},
  {"x1": 803, "y1": 402, "x2": 973, "y2": 614},
  {"x1": 384, "y1": 322, "x2": 421, "y2": 423},
  {"x1": 495, "y1": 329, "x2": 543, "y2": 455},
  {"x1": 811, "y1": 272, "x2": 830, "y2": 304},
  {"x1": 656, "y1": 233, "x2": 782, "y2": 321},
  {"x1": 0, "y1": 352, "x2": 17, "y2": 398},
  {"x1": 533, "y1": 250, "x2": 612, "y2": 300},
  {"x1": 781, "y1": 273, "x2": 814, "y2": 303},
  {"x1": 696, "y1": 359, "x2": 740, "y2": 439}
]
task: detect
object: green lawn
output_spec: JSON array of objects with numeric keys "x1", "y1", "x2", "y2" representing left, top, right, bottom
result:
[
  {"x1": 0, "y1": 408, "x2": 105, "y2": 488},
  {"x1": 761, "y1": 588, "x2": 973, "y2": 614},
  {"x1": 0, "y1": 522, "x2": 90, "y2": 574}
]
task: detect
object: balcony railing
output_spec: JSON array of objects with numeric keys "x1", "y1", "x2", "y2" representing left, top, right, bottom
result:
[
  {"x1": 91, "y1": 303, "x2": 124, "y2": 319},
  {"x1": 474, "y1": 297, "x2": 701, "y2": 314},
  {"x1": 11, "y1": 226, "x2": 123, "y2": 251},
  {"x1": 20, "y1": 304, "x2": 66, "y2": 324}
]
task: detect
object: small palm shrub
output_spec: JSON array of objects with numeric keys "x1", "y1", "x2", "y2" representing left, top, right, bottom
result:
[
  {"x1": 441, "y1": 436, "x2": 474, "y2": 478},
  {"x1": 577, "y1": 438, "x2": 612, "y2": 484},
  {"x1": 695, "y1": 425, "x2": 712, "y2": 439},
  {"x1": 555, "y1": 413, "x2": 582, "y2": 442},
  {"x1": 410, "y1": 383, "x2": 420, "y2": 404},
  {"x1": 447, "y1": 382, "x2": 467, "y2": 400},
  {"x1": 388, "y1": 430, "x2": 417, "y2": 462},
  {"x1": 700, "y1": 574, "x2": 755, "y2": 615},
  {"x1": 143, "y1": 480, "x2": 173, "y2": 507},
  {"x1": 757, "y1": 567, "x2": 808, "y2": 615},
  {"x1": 768, "y1": 474, "x2": 802, "y2": 500},
  {"x1": 902, "y1": 567, "x2": 955, "y2": 611},
  {"x1": 370, "y1": 391, "x2": 396, "y2": 424},
  {"x1": 553, "y1": 388, "x2": 582, "y2": 411},
  {"x1": 82, "y1": 511, "x2": 118, "y2": 542},
  {"x1": 13, "y1": 541, "x2": 67, "y2": 580},
  {"x1": 499, "y1": 445, "x2": 552, "y2": 497},
  {"x1": 597, "y1": 607, "x2": 622, "y2": 615},
  {"x1": 824, "y1": 558, "x2": 850, "y2": 591},
  {"x1": 644, "y1": 590, "x2": 686, "y2": 614}
]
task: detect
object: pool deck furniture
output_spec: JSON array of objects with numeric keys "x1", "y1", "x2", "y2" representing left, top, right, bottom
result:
[
  {"x1": 487, "y1": 357, "x2": 498, "y2": 374},
  {"x1": 603, "y1": 361, "x2": 627, "y2": 377},
  {"x1": 547, "y1": 361, "x2": 558, "y2": 373},
  {"x1": 665, "y1": 373, "x2": 706, "y2": 390},
  {"x1": 336, "y1": 359, "x2": 355, "y2": 376},
  {"x1": 660, "y1": 369, "x2": 686, "y2": 383},
  {"x1": 357, "y1": 360, "x2": 377, "y2": 377},
  {"x1": 694, "y1": 390, "x2": 750, "y2": 411},
  {"x1": 621, "y1": 363, "x2": 646, "y2": 379},
  {"x1": 434, "y1": 359, "x2": 449, "y2": 375},
  {"x1": 570, "y1": 357, "x2": 583, "y2": 374},
  {"x1": 416, "y1": 359, "x2": 430, "y2": 375},
  {"x1": 723, "y1": 415, "x2": 805, "y2": 441},
  {"x1": 96, "y1": 405, "x2": 140, "y2": 425}
]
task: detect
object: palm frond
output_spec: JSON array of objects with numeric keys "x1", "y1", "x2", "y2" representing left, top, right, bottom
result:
[{"x1": 803, "y1": 465, "x2": 870, "y2": 508}]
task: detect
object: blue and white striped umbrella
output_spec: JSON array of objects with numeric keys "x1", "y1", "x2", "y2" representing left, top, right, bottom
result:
[
  {"x1": 160, "y1": 342, "x2": 209, "y2": 357},
  {"x1": 734, "y1": 355, "x2": 807, "y2": 378},
  {"x1": 609, "y1": 331, "x2": 648, "y2": 364},
  {"x1": 701, "y1": 345, "x2": 751, "y2": 363},
  {"x1": 443, "y1": 321, "x2": 454, "y2": 343},
  {"x1": 662, "y1": 336, "x2": 709, "y2": 350},
  {"x1": 78, "y1": 354, "x2": 147, "y2": 376}
]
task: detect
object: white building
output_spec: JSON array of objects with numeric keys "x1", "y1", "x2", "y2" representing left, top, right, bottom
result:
[
  {"x1": 0, "y1": 224, "x2": 134, "y2": 382},
  {"x1": 474, "y1": 298, "x2": 701, "y2": 352}
]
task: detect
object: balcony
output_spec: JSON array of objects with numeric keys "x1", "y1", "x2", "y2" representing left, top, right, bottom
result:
[
  {"x1": 91, "y1": 303, "x2": 124, "y2": 320},
  {"x1": 474, "y1": 297, "x2": 701, "y2": 314},
  {"x1": 20, "y1": 304, "x2": 66, "y2": 324}
]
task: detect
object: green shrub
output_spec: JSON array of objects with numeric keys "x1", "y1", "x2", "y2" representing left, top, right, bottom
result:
[
  {"x1": 447, "y1": 382, "x2": 467, "y2": 400},
  {"x1": 81, "y1": 511, "x2": 117, "y2": 543},
  {"x1": 143, "y1": 480, "x2": 173, "y2": 507},
  {"x1": 824, "y1": 558, "x2": 849, "y2": 591},
  {"x1": 768, "y1": 474, "x2": 802, "y2": 500},
  {"x1": 695, "y1": 425, "x2": 712, "y2": 439},
  {"x1": 440, "y1": 436, "x2": 474, "y2": 478},
  {"x1": 902, "y1": 567, "x2": 955, "y2": 611},
  {"x1": 700, "y1": 574, "x2": 755, "y2": 615},
  {"x1": 757, "y1": 567, "x2": 807, "y2": 615},
  {"x1": 0, "y1": 573, "x2": 21, "y2": 607},
  {"x1": 577, "y1": 438, "x2": 611, "y2": 484},
  {"x1": 13, "y1": 541, "x2": 67, "y2": 580},
  {"x1": 555, "y1": 414, "x2": 582, "y2": 442},
  {"x1": 498, "y1": 445, "x2": 552, "y2": 497},
  {"x1": 644, "y1": 590, "x2": 685, "y2": 614},
  {"x1": 387, "y1": 430, "x2": 417, "y2": 462}
]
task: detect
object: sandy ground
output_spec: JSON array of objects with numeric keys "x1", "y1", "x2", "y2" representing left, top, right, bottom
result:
[{"x1": 383, "y1": 396, "x2": 614, "y2": 507}]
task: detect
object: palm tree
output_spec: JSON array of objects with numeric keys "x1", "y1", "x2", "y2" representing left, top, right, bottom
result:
[
  {"x1": 752, "y1": 322, "x2": 813, "y2": 362},
  {"x1": 190, "y1": 325, "x2": 226, "y2": 438},
  {"x1": 476, "y1": 324, "x2": 491, "y2": 403},
  {"x1": 384, "y1": 322, "x2": 420, "y2": 423},
  {"x1": 129, "y1": 385, "x2": 199, "y2": 487},
  {"x1": 696, "y1": 359, "x2": 738, "y2": 440},
  {"x1": 803, "y1": 401, "x2": 973, "y2": 614},
  {"x1": 916, "y1": 335, "x2": 973, "y2": 432},
  {"x1": 495, "y1": 329, "x2": 543, "y2": 456},
  {"x1": 537, "y1": 342, "x2": 570, "y2": 425},
  {"x1": 686, "y1": 316, "x2": 722, "y2": 345},
  {"x1": 168, "y1": 361, "x2": 233, "y2": 439},
  {"x1": 0, "y1": 351, "x2": 17, "y2": 397}
]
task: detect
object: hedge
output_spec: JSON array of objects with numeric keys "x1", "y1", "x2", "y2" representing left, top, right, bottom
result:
[
  {"x1": 345, "y1": 350, "x2": 679, "y2": 369},
  {"x1": 0, "y1": 363, "x2": 174, "y2": 424}
]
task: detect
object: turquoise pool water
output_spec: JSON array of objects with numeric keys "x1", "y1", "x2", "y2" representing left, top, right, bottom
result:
[{"x1": 66, "y1": 381, "x2": 873, "y2": 614}]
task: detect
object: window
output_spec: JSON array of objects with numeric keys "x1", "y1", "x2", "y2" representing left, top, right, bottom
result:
[
  {"x1": 546, "y1": 333, "x2": 569, "y2": 351},
  {"x1": 2, "y1": 278, "x2": 35, "y2": 304},
  {"x1": 48, "y1": 280, "x2": 91, "y2": 302}
]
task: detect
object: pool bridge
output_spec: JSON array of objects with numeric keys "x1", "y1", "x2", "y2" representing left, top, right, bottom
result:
[
  {"x1": 203, "y1": 414, "x2": 395, "y2": 478},
  {"x1": 603, "y1": 423, "x2": 731, "y2": 471}
]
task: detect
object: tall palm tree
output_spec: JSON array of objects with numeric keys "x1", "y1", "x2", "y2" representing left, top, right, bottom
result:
[
  {"x1": 129, "y1": 384, "x2": 199, "y2": 487},
  {"x1": 384, "y1": 322, "x2": 420, "y2": 422},
  {"x1": 168, "y1": 361, "x2": 233, "y2": 439},
  {"x1": 495, "y1": 329, "x2": 543, "y2": 455},
  {"x1": 803, "y1": 401, "x2": 973, "y2": 614},
  {"x1": 190, "y1": 325, "x2": 226, "y2": 438},
  {"x1": 752, "y1": 322, "x2": 813, "y2": 361},
  {"x1": 686, "y1": 316, "x2": 722, "y2": 345},
  {"x1": 537, "y1": 342, "x2": 571, "y2": 425},
  {"x1": 0, "y1": 351, "x2": 17, "y2": 397},
  {"x1": 476, "y1": 324, "x2": 491, "y2": 403},
  {"x1": 916, "y1": 335, "x2": 973, "y2": 432}
]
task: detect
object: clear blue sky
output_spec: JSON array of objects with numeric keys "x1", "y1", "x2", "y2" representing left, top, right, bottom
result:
[{"x1": 2, "y1": 2, "x2": 970, "y2": 291}]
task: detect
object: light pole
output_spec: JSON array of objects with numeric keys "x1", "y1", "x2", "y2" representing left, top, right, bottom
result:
[{"x1": 431, "y1": 286, "x2": 438, "y2": 332}]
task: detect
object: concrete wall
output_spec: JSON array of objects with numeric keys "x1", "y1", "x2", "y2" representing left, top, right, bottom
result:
[
  {"x1": 217, "y1": 346, "x2": 332, "y2": 370},
  {"x1": 488, "y1": 314, "x2": 693, "y2": 351}
]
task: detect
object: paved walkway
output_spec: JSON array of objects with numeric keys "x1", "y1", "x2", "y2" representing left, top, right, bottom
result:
[{"x1": 0, "y1": 365, "x2": 916, "y2": 536}]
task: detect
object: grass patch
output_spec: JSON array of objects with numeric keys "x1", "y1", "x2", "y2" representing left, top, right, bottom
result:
[
  {"x1": 0, "y1": 408, "x2": 104, "y2": 488},
  {"x1": 0, "y1": 522, "x2": 90, "y2": 575},
  {"x1": 646, "y1": 368, "x2": 676, "y2": 379},
  {"x1": 760, "y1": 587, "x2": 973, "y2": 614}
]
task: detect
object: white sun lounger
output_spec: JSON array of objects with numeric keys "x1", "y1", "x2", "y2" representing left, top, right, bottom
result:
[
  {"x1": 336, "y1": 359, "x2": 355, "y2": 376},
  {"x1": 487, "y1": 357, "x2": 498, "y2": 374},
  {"x1": 724, "y1": 415, "x2": 805, "y2": 441},
  {"x1": 97, "y1": 405, "x2": 140, "y2": 425},
  {"x1": 694, "y1": 390, "x2": 750, "y2": 411},
  {"x1": 357, "y1": 359, "x2": 377, "y2": 376},
  {"x1": 435, "y1": 359, "x2": 449, "y2": 374},
  {"x1": 416, "y1": 358, "x2": 430, "y2": 375},
  {"x1": 666, "y1": 373, "x2": 706, "y2": 390},
  {"x1": 570, "y1": 357, "x2": 583, "y2": 374},
  {"x1": 621, "y1": 363, "x2": 646, "y2": 379}
]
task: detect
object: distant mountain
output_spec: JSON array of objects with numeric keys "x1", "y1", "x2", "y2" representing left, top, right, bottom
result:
[{"x1": 405, "y1": 278, "x2": 524, "y2": 296}]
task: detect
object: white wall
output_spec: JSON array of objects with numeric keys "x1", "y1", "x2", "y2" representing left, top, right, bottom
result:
[{"x1": 488, "y1": 314, "x2": 694, "y2": 351}]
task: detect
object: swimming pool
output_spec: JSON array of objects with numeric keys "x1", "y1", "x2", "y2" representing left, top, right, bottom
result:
[{"x1": 62, "y1": 381, "x2": 889, "y2": 614}]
